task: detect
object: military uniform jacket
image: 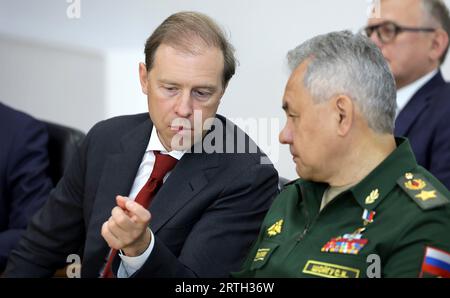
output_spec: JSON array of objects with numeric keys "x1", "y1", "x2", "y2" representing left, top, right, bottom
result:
[{"x1": 235, "y1": 138, "x2": 450, "y2": 278}]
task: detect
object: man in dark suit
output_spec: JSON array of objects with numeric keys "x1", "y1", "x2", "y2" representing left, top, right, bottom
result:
[
  {"x1": 363, "y1": 0, "x2": 450, "y2": 189},
  {"x1": 0, "y1": 102, "x2": 53, "y2": 272},
  {"x1": 4, "y1": 11, "x2": 278, "y2": 278}
]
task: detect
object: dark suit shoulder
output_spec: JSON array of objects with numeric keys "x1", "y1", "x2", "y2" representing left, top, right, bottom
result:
[
  {"x1": 88, "y1": 113, "x2": 149, "y2": 136},
  {"x1": 85, "y1": 113, "x2": 148, "y2": 142},
  {"x1": 429, "y1": 82, "x2": 450, "y2": 103},
  {"x1": 0, "y1": 102, "x2": 44, "y2": 135}
]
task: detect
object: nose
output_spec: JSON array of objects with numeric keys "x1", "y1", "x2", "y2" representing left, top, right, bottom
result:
[
  {"x1": 279, "y1": 121, "x2": 293, "y2": 145},
  {"x1": 174, "y1": 91, "x2": 193, "y2": 118}
]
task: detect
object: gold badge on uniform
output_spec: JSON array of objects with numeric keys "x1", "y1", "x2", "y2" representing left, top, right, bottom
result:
[
  {"x1": 405, "y1": 179, "x2": 426, "y2": 190},
  {"x1": 254, "y1": 248, "x2": 271, "y2": 262},
  {"x1": 415, "y1": 190, "x2": 437, "y2": 201},
  {"x1": 302, "y1": 260, "x2": 360, "y2": 278},
  {"x1": 365, "y1": 189, "x2": 379, "y2": 204},
  {"x1": 397, "y1": 172, "x2": 449, "y2": 210},
  {"x1": 267, "y1": 219, "x2": 283, "y2": 237}
]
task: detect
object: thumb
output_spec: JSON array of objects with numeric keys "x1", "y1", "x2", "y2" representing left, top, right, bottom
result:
[
  {"x1": 116, "y1": 195, "x2": 129, "y2": 210},
  {"x1": 125, "y1": 200, "x2": 151, "y2": 223}
]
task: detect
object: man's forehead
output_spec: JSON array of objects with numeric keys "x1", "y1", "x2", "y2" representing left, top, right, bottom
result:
[
  {"x1": 286, "y1": 60, "x2": 309, "y2": 89},
  {"x1": 152, "y1": 43, "x2": 223, "y2": 74},
  {"x1": 283, "y1": 72, "x2": 304, "y2": 110}
]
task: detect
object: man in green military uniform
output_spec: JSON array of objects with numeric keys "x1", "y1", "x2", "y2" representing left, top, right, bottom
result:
[{"x1": 234, "y1": 31, "x2": 450, "y2": 278}]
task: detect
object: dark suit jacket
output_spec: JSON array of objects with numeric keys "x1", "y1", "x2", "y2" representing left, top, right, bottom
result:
[
  {"x1": 0, "y1": 102, "x2": 53, "y2": 272},
  {"x1": 395, "y1": 71, "x2": 450, "y2": 190},
  {"x1": 4, "y1": 113, "x2": 278, "y2": 277}
]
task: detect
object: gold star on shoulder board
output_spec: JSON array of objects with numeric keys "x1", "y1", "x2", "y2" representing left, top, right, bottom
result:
[
  {"x1": 415, "y1": 190, "x2": 437, "y2": 201},
  {"x1": 267, "y1": 219, "x2": 283, "y2": 237},
  {"x1": 397, "y1": 173, "x2": 449, "y2": 210}
]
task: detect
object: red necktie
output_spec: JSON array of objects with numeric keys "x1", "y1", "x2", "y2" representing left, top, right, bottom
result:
[{"x1": 101, "y1": 151, "x2": 178, "y2": 278}]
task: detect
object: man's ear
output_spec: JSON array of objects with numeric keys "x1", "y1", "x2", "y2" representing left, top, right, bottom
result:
[
  {"x1": 139, "y1": 62, "x2": 149, "y2": 95},
  {"x1": 334, "y1": 95, "x2": 353, "y2": 136},
  {"x1": 430, "y1": 28, "x2": 449, "y2": 63}
]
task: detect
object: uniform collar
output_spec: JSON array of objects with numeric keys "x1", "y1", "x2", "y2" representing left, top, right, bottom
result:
[{"x1": 349, "y1": 137, "x2": 418, "y2": 211}]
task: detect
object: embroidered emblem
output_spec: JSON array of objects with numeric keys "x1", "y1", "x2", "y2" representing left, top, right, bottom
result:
[
  {"x1": 267, "y1": 219, "x2": 283, "y2": 237},
  {"x1": 254, "y1": 248, "x2": 271, "y2": 262},
  {"x1": 303, "y1": 260, "x2": 360, "y2": 278},
  {"x1": 365, "y1": 189, "x2": 379, "y2": 205},
  {"x1": 405, "y1": 179, "x2": 426, "y2": 191},
  {"x1": 420, "y1": 246, "x2": 450, "y2": 278},
  {"x1": 415, "y1": 190, "x2": 437, "y2": 201}
]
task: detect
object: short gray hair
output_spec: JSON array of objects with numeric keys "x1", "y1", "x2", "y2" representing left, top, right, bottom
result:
[
  {"x1": 421, "y1": 0, "x2": 450, "y2": 63},
  {"x1": 287, "y1": 30, "x2": 396, "y2": 134}
]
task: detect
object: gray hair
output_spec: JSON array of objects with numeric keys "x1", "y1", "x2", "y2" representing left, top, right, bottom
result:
[
  {"x1": 421, "y1": 0, "x2": 450, "y2": 63},
  {"x1": 287, "y1": 30, "x2": 396, "y2": 134}
]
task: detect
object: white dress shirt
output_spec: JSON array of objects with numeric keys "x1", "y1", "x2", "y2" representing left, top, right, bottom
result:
[
  {"x1": 117, "y1": 126, "x2": 185, "y2": 278},
  {"x1": 396, "y1": 69, "x2": 438, "y2": 117}
]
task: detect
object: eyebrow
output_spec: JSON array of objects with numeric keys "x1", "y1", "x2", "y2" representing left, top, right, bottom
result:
[
  {"x1": 158, "y1": 79, "x2": 180, "y2": 86},
  {"x1": 158, "y1": 79, "x2": 218, "y2": 91}
]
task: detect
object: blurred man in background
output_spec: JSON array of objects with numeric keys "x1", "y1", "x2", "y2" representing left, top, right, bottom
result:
[
  {"x1": 0, "y1": 102, "x2": 52, "y2": 272},
  {"x1": 363, "y1": 0, "x2": 450, "y2": 189}
]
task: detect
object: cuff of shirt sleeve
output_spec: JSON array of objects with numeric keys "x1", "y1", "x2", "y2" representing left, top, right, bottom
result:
[{"x1": 117, "y1": 229, "x2": 155, "y2": 278}]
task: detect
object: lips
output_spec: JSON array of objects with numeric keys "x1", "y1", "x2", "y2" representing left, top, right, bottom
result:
[
  {"x1": 169, "y1": 125, "x2": 194, "y2": 135},
  {"x1": 290, "y1": 149, "x2": 298, "y2": 161},
  {"x1": 170, "y1": 125, "x2": 185, "y2": 132}
]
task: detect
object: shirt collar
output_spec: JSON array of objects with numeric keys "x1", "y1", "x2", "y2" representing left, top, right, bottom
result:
[
  {"x1": 396, "y1": 69, "x2": 438, "y2": 116},
  {"x1": 146, "y1": 126, "x2": 185, "y2": 160}
]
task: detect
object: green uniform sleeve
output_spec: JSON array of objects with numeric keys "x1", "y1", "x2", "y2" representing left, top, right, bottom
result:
[{"x1": 383, "y1": 212, "x2": 450, "y2": 277}]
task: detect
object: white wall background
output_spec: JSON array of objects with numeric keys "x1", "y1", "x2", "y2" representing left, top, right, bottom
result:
[{"x1": 1, "y1": 0, "x2": 450, "y2": 180}]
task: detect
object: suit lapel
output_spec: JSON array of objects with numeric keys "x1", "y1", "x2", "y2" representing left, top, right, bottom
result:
[
  {"x1": 82, "y1": 119, "x2": 153, "y2": 277},
  {"x1": 149, "y1": 151, "x2": 219, "y2": 233},
  {"x1": 395, "y1": 71, "x2": 446, "y2": 136}
]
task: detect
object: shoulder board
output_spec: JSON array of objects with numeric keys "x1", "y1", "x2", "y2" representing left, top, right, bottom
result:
[{"x1": 397, "y1": 172, "x2": 449, "y2": 210}]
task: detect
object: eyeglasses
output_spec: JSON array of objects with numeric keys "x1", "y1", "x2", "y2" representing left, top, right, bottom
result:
[{"x1": 361, "y1": 21, "x2": 436, "y2": 44}]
